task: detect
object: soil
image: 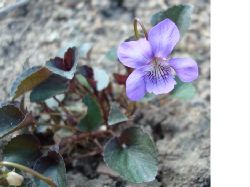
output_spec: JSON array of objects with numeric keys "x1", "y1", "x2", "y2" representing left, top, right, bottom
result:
[{"x1": 0, "y1": 0, "x2": 210, "y2": 186}]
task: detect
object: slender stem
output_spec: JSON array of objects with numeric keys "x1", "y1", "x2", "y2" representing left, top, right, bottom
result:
[
  {"x1": 133, "y1": 17, "x2": 148, "y2": 40},
  {"x1": 0, "y1": 161, "x2": 57, "y2": 187},
  {"x1": 98, "y1": 92, "x2": 109, "y2": 128},
  {"x1": 53, "y1": 96, "x2": 77, "y2": 124},
  {"x1": 60, "y1": 130, "x2": 114, "y2": 147},
  {"x1": 52, "y1": 124, "x2": 78, "y2": 132}
]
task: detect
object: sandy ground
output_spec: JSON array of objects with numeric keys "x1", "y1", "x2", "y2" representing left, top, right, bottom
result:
[{"x1": 0, "y1": 0, "x2": 210, "y2": 186}]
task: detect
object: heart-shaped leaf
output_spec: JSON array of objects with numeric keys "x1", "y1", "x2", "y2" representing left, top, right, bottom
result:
[
  {"x1": 104, "y1": 127, "x2": 158, "y2": 183},
  {"x1": 108, "y1": 103, "x2": 128, "y2": 126},
  {"x1": 150, "y1": 5, "x2": 193, "y2": 36},
  {"x1": 30, "y1": 74, "x2": 69, "y2": 102},
  {"x1": 46, "y1": 47, "x2": 79, "y2": 79},
  {"x1": 78, "y1": 94, "x2": 103, "y2": 131},
  {"x1": 171, "y1": 81, "x2": 196, "y2": 100},
  {"x1": 3, "y1": 134, "x2": 42, "y2": 167},
  {"x1": 0, "y1": 104, "x2": 35, "y2": 138},
  {"x1": 33, "y1": 151, "x2": 66, "y2": 187},
  {"x1": 10, "y1": 66, "x2": 52, "y2": 99}
]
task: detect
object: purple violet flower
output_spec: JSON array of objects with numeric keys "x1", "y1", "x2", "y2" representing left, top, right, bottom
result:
[{"x1": 117, "y1": 18, "x2": 199, "y2": 101}]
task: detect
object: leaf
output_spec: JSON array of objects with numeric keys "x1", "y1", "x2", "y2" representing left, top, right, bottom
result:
[
  {"x1": 77, "y1": 65, "x2": 94, "y2": 79},
  {"x1": 150, "y1": 4, "x2": 193, "y2": 36},
  {"x1": 0, "y1": 104, "x2": 35, "y2": 138},
  {"x1": 108, "y1": 103, "x2": 128, "y2": 126},
  {"x1": 46, "y1": 47, "x2": 79, "y2": 79},
  {"x1": 105, "y1": 47, "x2": 117, "y2": 61},
  {"x1": 93, "y1": 67, "x2": 110, "y2": 91},
  {"x1": 10, "y1": 66, "x2": 52, "y2": 99},
  {"x1": 75, "y1": 74, "x2": 92, "y2": 91},
  {"x1": 77, "y1": 65, "x2": 96, "y2": 89},
  {"x1": 104, "y1": 127, "x2": 158, "y2": 183},
  {"x1": 20, "y1": 177, "x2": 34, "y2": 187},
  {"x1": 78, "y1": 94, "x2": 102, "y2": 131},
  {"x1": 3, "y1": 134, "x2": 42, "y2": 167},
  {"x1": 30, "y1": 74, "x2": 69, "y2": 102},
  {"x1": 171, "y1": 81, "x2": 196, "y2": 100},
  {"x1": 33, "y1": 151, "x2": 66, "y2": 187}
]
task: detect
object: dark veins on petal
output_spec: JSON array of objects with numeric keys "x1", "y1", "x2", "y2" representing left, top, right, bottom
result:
[{"x1": 145, "y1": 64, "x2": 172, "y2": 84}]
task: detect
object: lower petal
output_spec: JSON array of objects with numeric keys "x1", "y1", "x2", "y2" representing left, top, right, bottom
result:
[
  {"x1": 145, "y1": 74, "x2": 176, "y2": 95},
  {"x1": 126, "y1": 69, "x2": 146, "y2": 101},
  {"x1": 169, "y1": 58, "x2": 198, "y2": 82}
]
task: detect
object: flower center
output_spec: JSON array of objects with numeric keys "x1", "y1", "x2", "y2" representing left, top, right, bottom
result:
[{"x1": 145, "y1": 58, "x2": 173, "y2": 84}]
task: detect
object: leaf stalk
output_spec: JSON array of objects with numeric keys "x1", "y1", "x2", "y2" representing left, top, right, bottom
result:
[{"x1": 0, "y1": 161, "x2": 57, "y2": 187}]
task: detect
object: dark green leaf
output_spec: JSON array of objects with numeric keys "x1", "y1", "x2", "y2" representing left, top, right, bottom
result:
[
  {"x1": 150, "y1": 5, "x2": 193, "y2": 36},
  {"x1": 20, "y1": 177, "x2": 34, "y2": 187},
  {"x1": 78, "y1": 94, "x2": 103, "y2": 131},
  {"x1": 0, "y1": 105, "x2": 35, "y2": 138},
  {"x1": 171, "y1": 81, "x2": 196, "y2": 100},
  {"x1": 108, "y1": 103, "x2": 128, "y2": 126},
  {"x1": 3, "y1": 134, "x2": 42, "y2": 167},
  {"x1": 10, "y1": 66, "x2": 52, "y2": 99},
  {"x1": 104, "y1": 127, "x2": 158, "y2": 183},
  {"x1": 34, "y1": 151, "x2": 66, "y2": 187},
  {"x1": 30, "y1": 74, "x2": 69, "y2": 102},
  {"x1": 46, "y1": 47, "x2": 79, "y2": 80}
]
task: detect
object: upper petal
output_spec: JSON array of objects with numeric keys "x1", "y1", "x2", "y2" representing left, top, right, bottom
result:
[
  {"x1": 148, "y1": 18, "x2": 180, "y2": 58},
  {"x1": 117, "y1": 38, "x2": 153, "y2": 68},
  {"x1": 126, "y1": 69, "x2": 146, "y2": 101},
  {"x1": 169, "y1": 58, "x2": 199, "y2": 82}
]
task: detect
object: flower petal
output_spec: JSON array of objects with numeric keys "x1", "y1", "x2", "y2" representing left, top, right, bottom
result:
[
  {"x1": 145, "y1": 71, "x2": 176, "y2": 95},
  {"x1": 126, "y1": 69, "x2": 146, "y2": 101},
  {"x1": 117, "y1": 38, "x2": 153, "y2": 68},
  {"x1": 169, "y1": 58, "x2": 199, "y2": 82},
  {"x1": 148, "y1": 18, "x2": 180, "y2": 58}
]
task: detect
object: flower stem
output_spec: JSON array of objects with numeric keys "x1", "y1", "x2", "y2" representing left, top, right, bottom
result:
[
  {"x1": 0, "y1": 161, "x2": 57, "y2": 187},
  {"x1": 133, "y1": 17, "x2": 148, "y2": 40}
]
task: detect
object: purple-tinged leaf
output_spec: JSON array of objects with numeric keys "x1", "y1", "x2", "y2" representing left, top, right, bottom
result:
[
  {"x1": 3, "y1": 134, "x2": 42, "y2": 167},
  {"x1": 33, "y1": 151, "x2": 66, "y2": 187},
  {"x1": 0, "y1": 104, "x2": 35, "y2": 138},
  {"x1": 30, "y1": 74, "x2": 69, "y2": 102},
  {"x1": 46, "y1": 47, "x2": 79, "y2": 79},
  {"x1": 10, "y1": 66, "x2": 52, "y2": 99}
]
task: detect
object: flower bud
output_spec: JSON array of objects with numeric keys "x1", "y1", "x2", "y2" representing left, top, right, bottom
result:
[{"x1": 6, "y1": 171, "x2": 24, "y2": 186}]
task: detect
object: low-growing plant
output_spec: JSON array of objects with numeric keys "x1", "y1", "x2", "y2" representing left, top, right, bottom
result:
[{"x1": 0, "y1": 4, "x2": 198, "y2": 186}]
